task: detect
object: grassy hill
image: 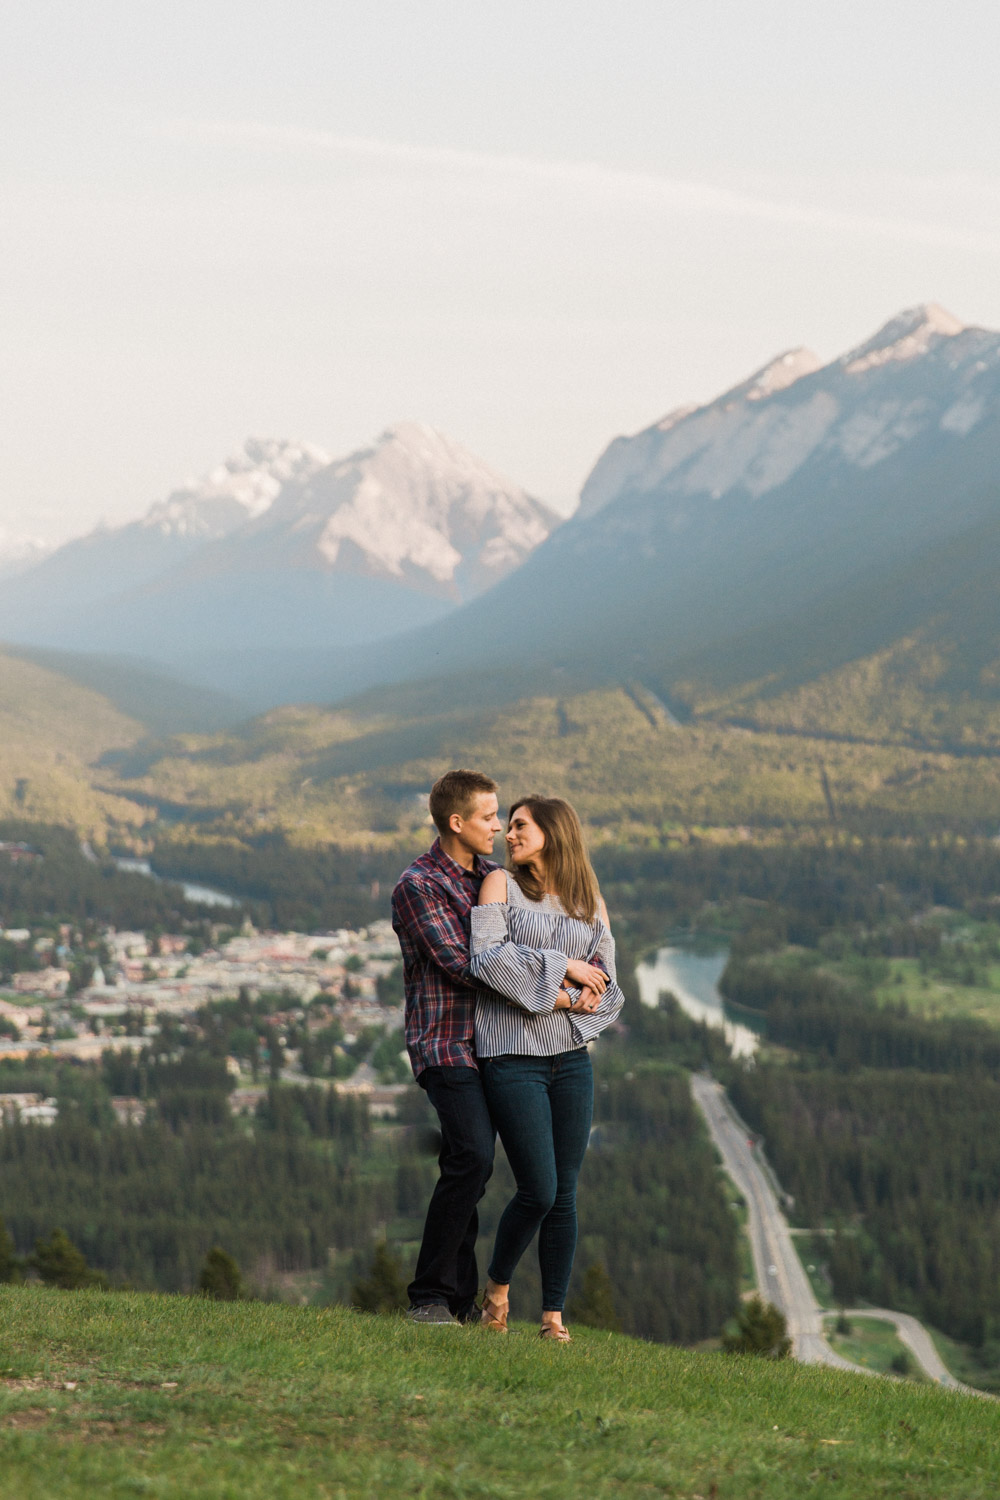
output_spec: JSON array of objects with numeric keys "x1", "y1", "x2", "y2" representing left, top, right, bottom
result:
[
  {"x1": 0, "y1": 647, "x2": 151, "y2": 839},
  {"x1": 4, "y1": 645, "x2": 250, "y2": 735},
  {"x1": 1, "y1": 1286, "x2": 997, "y2": 1499}
]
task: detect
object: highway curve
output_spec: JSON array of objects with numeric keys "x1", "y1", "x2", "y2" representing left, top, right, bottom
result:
[{"x1": 690, "y1": 1072, "x2": 988, "y2": 1394}]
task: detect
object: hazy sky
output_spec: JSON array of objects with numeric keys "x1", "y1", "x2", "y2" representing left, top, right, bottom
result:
[{"x1": 4, "y1": 1, "x2": 1000, "y2": 545}]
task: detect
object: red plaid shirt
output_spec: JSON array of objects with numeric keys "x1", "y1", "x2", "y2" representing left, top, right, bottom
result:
[{"x1": 391, "y1": 839, "x2": 499, "y2": 1078}]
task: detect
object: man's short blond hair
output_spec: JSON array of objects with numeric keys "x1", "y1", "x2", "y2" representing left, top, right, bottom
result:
[{"x1": 429, "y1": 769, "x2": 499, "y2": 836}]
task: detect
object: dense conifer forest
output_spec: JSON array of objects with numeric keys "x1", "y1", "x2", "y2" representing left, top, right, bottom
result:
[
  {"x1": 708, "y1": 840, "x2": 1000, "y2": 1387},
  {"x1": 9, "y1": 819, "x2": 1000, "y2": 1364}
]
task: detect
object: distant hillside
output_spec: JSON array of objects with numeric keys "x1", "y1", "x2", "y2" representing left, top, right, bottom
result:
[
  {"x1": 100, "y1": 670, "x2": 1000, "y2": 855},
  {"x1": 4, "y1": 646, "x2": 250, "y2": 735},
  {"x1": 0, "y1": 647, "x2": 149, "y2": 836}
]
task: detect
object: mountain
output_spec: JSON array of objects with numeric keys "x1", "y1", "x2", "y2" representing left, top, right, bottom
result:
[
  {"x1": 0, "y1": 532, "x2": 52, "y2": 580},
  {"x1": 0, "y1": 426, "x2": 557, "y2": 703},
  {"x1": 0, "y1": 439, "x2": 329, "y2": 633},
  {"x1": 311, "y1": 303, "x2": 1000, "y2": 710}
]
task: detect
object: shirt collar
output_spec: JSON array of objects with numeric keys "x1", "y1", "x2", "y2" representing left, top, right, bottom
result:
[{"x1": 428, "y1": 837, "x2": 495, "y2": 881}]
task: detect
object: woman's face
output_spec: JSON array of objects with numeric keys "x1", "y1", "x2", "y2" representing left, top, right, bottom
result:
[{"x1": 506, "y1": 805, "x2": 546, "y2": 867}]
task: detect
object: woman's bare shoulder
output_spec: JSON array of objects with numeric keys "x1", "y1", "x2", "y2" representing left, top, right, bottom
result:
[{"x1": 478, "y1": 868, "x2": 509, "y2": 905}]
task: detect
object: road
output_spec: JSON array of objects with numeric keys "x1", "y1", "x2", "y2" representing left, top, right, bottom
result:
[
  {"x1": 689, "y1": 1072, "x2": 991, "y2": 1394},
  {"x1": 690, "y1": 1073, "x2": 861, "y2": 1370},
  {"x1": 837, "y1": 1308, "x2": 984, "y2": 1395}
]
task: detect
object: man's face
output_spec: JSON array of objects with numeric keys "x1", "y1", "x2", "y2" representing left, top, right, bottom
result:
[{"x1": 451, "y1": 793, "x2": 502, "y2": 857}]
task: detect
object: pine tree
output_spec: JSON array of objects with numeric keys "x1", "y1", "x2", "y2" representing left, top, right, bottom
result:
[
  {"x1": 352, "y1": 1241, "x2": 407, "y2": 1314},
  {"x1": 567, "y1": 1262, "x2": 622, "y2": 1332},
  {"x1": 722, "y1": 1295, "x2": 791, "y2": 1358},
  {"x1": 0, "y1": 1213, "x2": 23, "y2": 1283},
  {"x1": 198, "y1": 1246, "x2": 244, "y2": 1301},
  {"x1": 31, "y1": 1228, "x2": 106, "y2": 1290}
]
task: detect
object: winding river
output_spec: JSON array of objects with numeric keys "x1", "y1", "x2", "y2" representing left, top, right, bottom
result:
[
  {"x1": 113, "y1": 857, "x2": 240, "y2": 910},
  {"x1": 635, "y1": 943, "x2": 758, "y2": 1057}
]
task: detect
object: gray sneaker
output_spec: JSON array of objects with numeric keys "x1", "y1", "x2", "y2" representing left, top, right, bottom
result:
[{"x1": 407, "y1": 1303, "x2": 459, "y2": 1325}]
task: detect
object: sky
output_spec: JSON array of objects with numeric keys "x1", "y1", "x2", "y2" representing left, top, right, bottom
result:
[{"x1": 3, "y1": 0, "x2": 1000, "y2": 547}]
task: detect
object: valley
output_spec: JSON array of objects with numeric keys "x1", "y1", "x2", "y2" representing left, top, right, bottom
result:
[{"x1": 5, "y1": 300, "x2": 1000, "y2": 1395}]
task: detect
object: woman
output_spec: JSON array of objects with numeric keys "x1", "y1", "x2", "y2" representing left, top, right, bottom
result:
[{"x1": 468, "y1": 795, "x2": 624, "y2": 1340}]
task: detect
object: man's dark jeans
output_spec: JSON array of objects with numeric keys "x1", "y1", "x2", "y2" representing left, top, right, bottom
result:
[{"x1": 408, "y1": 1065, "x2": 495, "y2": 1319}]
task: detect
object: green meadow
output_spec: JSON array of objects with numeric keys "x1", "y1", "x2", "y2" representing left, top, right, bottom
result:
[
  {"x1": 2, "y1": 1287, "x2": 999, "y2": 1499},
  {"x1": 823, "y1": 1317, "x2": 925, "y2": 1383}
]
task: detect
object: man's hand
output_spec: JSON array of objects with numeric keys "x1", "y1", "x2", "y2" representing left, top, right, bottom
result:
[
  {"x1": 569, "y1": 985, "x2": 602, "y2": 1015},
  {"x1": 564, "y1": 959, "x2": 607, "y2": 993}
]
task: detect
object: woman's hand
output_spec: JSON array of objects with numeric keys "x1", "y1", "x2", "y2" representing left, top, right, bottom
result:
[
  {"x1": 570, "y1": 985, "x2": 602, "y2": 1015},
  {"x1": 564, "y1": 959, "x2": 607, "y2": 993}
]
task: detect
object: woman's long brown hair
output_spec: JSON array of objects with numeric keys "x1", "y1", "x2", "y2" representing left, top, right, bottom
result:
[{"x1": 506, "y1": 795, "x2": 600, "y2": 922}]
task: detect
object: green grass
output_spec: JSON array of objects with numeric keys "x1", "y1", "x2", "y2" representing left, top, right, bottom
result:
[
  {"x1": 823, "y1": 1317, "x2": 926, "y2": 1383},
  {"x1": 2, "y1": 1288, "x2": 999, "y2": 1498},
  {"x1": 874, "y1": 959, "x2": 1000, "y2": 1028},
  {"x1": 0, "y1": 648, "x2": 148, "y2": 836}
]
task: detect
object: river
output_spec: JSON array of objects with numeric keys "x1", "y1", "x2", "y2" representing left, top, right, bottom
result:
[
  {"x1": 635, "y1": 943, "x2": 758, "y2": 1057},
  {"x1": 113, "y1": 857, "x2": 240, "y2": 910}
]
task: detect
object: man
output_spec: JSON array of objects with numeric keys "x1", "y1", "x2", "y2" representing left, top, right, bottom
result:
[{"x1": 391, "y1": 768, "x2": 503, "y2": 1324}]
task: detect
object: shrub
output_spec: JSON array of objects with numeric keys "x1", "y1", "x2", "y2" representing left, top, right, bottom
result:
[
  {"x1": 722, "y1": 1295, "x2": 791, "y2": 1358},
  {"x1": 352, "y1": 1242, "x2": 407, "y2": 1314},
  {"x1": 567, "y1": 1263, "x2": 622, "y2": 1332},
  {"x1": 31, "y1": 1229, "x2": 107, "y2": 1290},
  {"x1": 198, "y1": 1246, "x2": 244, "y2": 1301}
]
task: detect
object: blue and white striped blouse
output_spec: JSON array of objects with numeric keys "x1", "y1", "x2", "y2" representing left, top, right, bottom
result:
[{"x1": 469, "y1": 871, "x2": 625, "y2": 1058}]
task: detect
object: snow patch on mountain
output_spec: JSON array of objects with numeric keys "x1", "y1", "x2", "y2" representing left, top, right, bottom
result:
[
  {"x1": 142, "y1": 438, "x2": 331, "y2": 540},
  {"x1": 728, "y1": 347, "x2": 823, "y2": 404},
  {"x1": 940, "y1": 394, "x2": 986, "y2": 436},
  {"x1": 254, "y1": 422, "x2": 558, "y2": 597},
  {"x1": 842, "y1": 303, "x2": 964, "y2": 375}
]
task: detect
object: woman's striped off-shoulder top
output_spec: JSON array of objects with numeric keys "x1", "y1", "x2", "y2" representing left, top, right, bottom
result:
[{"x1": 469, "y1": 871, "x2": 625, "y2": 1059}]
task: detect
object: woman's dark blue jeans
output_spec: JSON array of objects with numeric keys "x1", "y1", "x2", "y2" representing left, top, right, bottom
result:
[{"x1": 480, "y1": 1048, "x2": 593, "y2": 1312}]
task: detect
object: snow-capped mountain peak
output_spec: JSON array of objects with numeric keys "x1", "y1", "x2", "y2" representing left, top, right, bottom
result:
[
  {"x1": 141, "y1": 438, "x2": 331, "y2": 540},
  {"x1": 717, "y1": 347, "x2": 823, "y2": 407},
  {"x1": 842, "y1": 302, "x2": 964, "y2": 375},
  {"x1": 252, "y1": 422, "x2": 559, "y2": 598},
  {"x1": 579, "y1": 303, "x2": 997, "y2": 520}
]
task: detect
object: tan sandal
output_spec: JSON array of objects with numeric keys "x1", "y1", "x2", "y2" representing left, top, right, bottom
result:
[
  {"x1": 539, "y1": 1322, "x2": 572, "y2": 1342},
  {"x1": 481, "y1": 1292, "x2": 509, "y2": 1332}
]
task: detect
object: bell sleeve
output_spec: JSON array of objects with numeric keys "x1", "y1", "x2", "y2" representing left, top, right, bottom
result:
[{"x1": 469, "y1": 903, "x2": 567, "y2": 1014}]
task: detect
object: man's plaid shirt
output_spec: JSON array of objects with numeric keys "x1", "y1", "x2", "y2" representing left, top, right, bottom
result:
[{"x1": 391, "y1": 839, "x2": 499, "y2": 1078}]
